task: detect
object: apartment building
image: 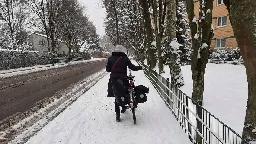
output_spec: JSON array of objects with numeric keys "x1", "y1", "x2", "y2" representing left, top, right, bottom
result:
[{"x1": 194, "y1": 0, "x2": 237, "y2": 49}]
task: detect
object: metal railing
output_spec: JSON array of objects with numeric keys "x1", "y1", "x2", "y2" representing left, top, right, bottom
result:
[{"x1": 138, "y1": 61, "x2": 248, "y2": 144}]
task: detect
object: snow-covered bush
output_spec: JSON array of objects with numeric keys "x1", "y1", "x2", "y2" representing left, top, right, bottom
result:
[
  {"x1": 209, "y1": 48, "x2": 242, "y2": 64},
  {"x1": 0, "y1": 49, "x2": 52, "y2": 70}
]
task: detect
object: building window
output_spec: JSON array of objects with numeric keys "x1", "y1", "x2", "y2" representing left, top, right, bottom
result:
[
  {"x1": 216, "y1": 38, "x2": 226, "y2": 48},
  {"x1": 217, "y1": 0, "x2": 224, "y2": 6},
  {"x1": 217, "y1": 16, "x2": 227, "y2": 27},
  {"x1": 38, "y1": 39, "x2": 46, "y2": 46}
]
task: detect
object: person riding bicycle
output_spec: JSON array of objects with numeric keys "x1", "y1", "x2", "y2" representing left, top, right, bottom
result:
[{"x1": 106, "y1": 45, "x2": 142, "y2": 122}]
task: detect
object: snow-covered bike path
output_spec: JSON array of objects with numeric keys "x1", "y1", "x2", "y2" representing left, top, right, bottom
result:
[{"x1": 25, "y1": 70, "x2": 191, "y2": 144}]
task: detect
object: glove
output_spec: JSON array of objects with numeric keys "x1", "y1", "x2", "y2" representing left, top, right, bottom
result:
[{"x1": 138, "y1": 66, "x2": 143, "y2": 70}]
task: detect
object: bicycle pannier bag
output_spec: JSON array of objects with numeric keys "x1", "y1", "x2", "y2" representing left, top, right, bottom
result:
[{"x1": 135, "y1": 85, "x2": 149, "y2": 103}]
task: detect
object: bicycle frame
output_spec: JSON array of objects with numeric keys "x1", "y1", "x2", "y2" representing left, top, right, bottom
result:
[
  {"x1": 127, "y1": 69, "x2": 137, "y2": 124},
  {"x1": 127, "y1": 71, "x2": 135, "y2": 108}
]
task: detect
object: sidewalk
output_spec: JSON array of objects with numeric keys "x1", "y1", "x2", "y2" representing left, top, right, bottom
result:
[{"x1": 24, "y1": 68, "x2": 191, "y2": 144}]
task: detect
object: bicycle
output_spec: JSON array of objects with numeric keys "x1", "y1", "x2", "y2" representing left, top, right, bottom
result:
[{"x1": 126, "y1": 69, "x2": 137, "y2": 124}]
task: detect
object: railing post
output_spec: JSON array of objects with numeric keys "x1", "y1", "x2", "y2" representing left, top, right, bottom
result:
[
  {"x1": 154, "y1": 70, "x2": 158, "y2": 90},
  {"x1": 186, "y1": 95, "x2": 193, "y2": 142},
  {"x1": 196, "y1": 104, "x2": 203, "y2": 144},
  {"x1": 166, "y1": 78, "x2": 170, "y2": 106},
  {"x1": 161, "y1": 76, "x2": 165, "y2": 99}
]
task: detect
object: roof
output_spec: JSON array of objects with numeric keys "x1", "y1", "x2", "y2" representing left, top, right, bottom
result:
[{"x1": 31, "y1": 33, "x2": 66, "y2": 44}]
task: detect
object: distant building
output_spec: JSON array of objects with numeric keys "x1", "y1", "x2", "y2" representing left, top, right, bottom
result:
[
  {"x1": 194, "y1": 0, "x2": 237, "y2": 49},
  {"x1": 29, "y1": 32, "x2": 69, "y2": 54}
]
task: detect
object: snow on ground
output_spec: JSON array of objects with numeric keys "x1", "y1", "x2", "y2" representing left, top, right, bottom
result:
[
  {"x1": 25, "y1": 69, "x2": 191, "y2": 144},
  {"x1": 180, "y1": 64, "x2": 247, "y2": 135},
  {"x1": 0, "y1": 58, "x2": 106, "y2": 78},
  {"x1": 125, "y1": 61, "x2": 246, "y2": 135},
  {"x1": 153, "y1": 63, "x2": 247, "y2": 135},
  {"x1": 6, "y1": 69, "x2": 107, "y2": 144}
]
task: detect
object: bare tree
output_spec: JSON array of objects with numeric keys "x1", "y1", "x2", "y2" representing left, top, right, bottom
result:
[
  {"x1": 0, "y1": 0, "x2": 29, "y2": 48},
  {"x1": 0, "y1": 0, "x2": 15, "y2": 40},
  {"x1": 28, "y1": 0, "x2": 50, "y2": 50},
  {"x1": 28, "y1": 0, "x2": 60, "y2": 53},
  {"x1": 55, "y1": 0, "x2": 87, "y2": 56},
  {"x1": 223, "y1": 0, "x2": 256, "y2": 143}
]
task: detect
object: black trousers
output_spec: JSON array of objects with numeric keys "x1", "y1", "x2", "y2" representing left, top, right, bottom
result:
[
  {"x1": 112, "y1": 78, "x2": 129, "y2": 116},
  {"x1": 115, "y1": 99, "x2": 121, "y2": 116}
]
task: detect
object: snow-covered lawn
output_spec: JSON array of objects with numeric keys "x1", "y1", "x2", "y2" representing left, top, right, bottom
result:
[
  {"x1": 0, "y1": 58, "x2": 106, "y2": 78},
  {"x1": 24, "y1": 69, "x2": 191, "y2": 144},
  {"x1": 180, "y1": 64, "x2": 247, "y2": 135},
  {"x1": 153, "y1": 63, "x2": 247, "y2": 135}
]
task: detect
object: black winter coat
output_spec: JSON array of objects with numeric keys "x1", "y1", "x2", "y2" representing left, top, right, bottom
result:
[
  {"x1": 106, "y1": 52, "x2": 142, "y2": 97},
  {"x1": 106, "y1": 52, "x2": 142, "y2": 78}
]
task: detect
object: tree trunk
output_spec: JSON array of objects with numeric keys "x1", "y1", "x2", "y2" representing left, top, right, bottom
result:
[
  {"x1": 67, "y1": 33, "x2": 73, "y2": 57},
  {"x1": 156, "y1": 36, "x2": 164, "y2": 73},
  {"x1": 151, "y1": 0, "x2": 164, "y2": 73},
  {"x1": 159, "y1": 0, "x2": 167, "y2": 74},
  {"x1": 37, "y1": 0, "x2": 51, "y2": 52},
  {"x1": 186, "y1": 0, "x2": 213, "y2": 105},
  {"x1": 186, "y1": 0, "x2": 213, "y2": 143},
  {"x1": 243, "y1": 73, "x2": 256, "y2": 143},
  {"x1": 110, "y1": 0, "x2": 120, "y2": 45},
  {"x1": 223, "y1": 0, "x2": 256, "y2": 142},
  {"x1": 49, "y1": 0, "x2": 56, "y2": 53},
  {"x1": 47, "y1": 0, "x2": 57, "y2": 65},
  {"x1": 176, "y1": 0, "x2": 189, "y2": 65},
  {"x1": 139, "y1": 0, "x2": 156, "y2": 69},
  {"x1": 6, "y1": 0, "x2": 15, "y2": 48},
  {"x1": 166, "y1": 0, "x2": 184, "y2": 88}
]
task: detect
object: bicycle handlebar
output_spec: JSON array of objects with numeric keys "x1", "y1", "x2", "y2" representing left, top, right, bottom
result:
[{"x1": 126, "y1": 75, "x2": 135, "y2": 80}]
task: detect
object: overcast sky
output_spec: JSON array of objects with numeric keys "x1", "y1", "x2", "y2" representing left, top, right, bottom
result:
[{"x1": 78, "y1": 0, "x2": 106, "y2": 36}]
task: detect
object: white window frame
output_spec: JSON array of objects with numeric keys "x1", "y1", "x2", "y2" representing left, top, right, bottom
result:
[
  {"x1": 217, "y1": 16, "x2": 227, "y2": 27},
  {"x1": 216, "y1": 38, "x2": 226, "y2": 49},
  {"x1": 217, "y1": 0, "x2": 224, "y2": 6}
]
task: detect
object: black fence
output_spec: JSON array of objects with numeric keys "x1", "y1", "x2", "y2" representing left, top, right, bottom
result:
[{"x1": 139, "y1": 61, "x2": 248, "y2": 144}]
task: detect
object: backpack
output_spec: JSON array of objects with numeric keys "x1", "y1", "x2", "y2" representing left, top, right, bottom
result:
[{"x1": 135, "y1": 85, "x2": 149, "y2": 103}]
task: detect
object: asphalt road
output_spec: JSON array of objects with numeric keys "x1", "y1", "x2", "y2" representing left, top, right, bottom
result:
[{"x1": 0, "y1": 60, "x2": 106, "y2": 121}]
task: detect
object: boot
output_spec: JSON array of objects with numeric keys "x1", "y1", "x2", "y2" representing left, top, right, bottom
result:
[
  {"x1": 116, "y1": 113, "x2": 120, "y2": 122},
  {"x1": 115, "y1": 101, "x2": 121, "y2": 122}
]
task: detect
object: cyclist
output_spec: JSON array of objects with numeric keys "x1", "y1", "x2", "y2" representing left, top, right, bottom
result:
[{"x1": 106, "y1": 45, "x2": 142, "y2": 122}]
